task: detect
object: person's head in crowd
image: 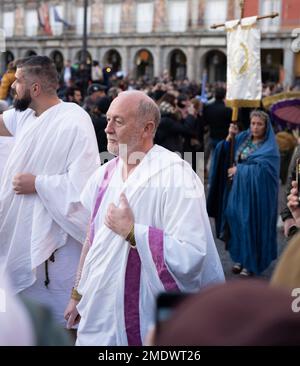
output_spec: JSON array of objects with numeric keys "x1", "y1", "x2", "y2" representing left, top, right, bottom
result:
[
  {"x1": 177, "y1": 93, "x2": 190, "y2": 109},
  {"x1": 155, "y1": 280, "x2": 300, "y2": 346},
  {"x1": 65, "y1": 60, "x2": 72, "y2": 68},
  {"x1": 159, "y1": 92, "x2": 177, "y2": 108},
  {"x1": 292, "y1": 81, "x2": 300, "y2": 91},
  {"x1": 177, "y1": 94, "x2": 192, "y2": 119},
  {"x1": 107, "y1": 86, "x2": 121, "y2": 101},
  {"x1": 152, "y1": 90, "x2": 165, "y2": 102},
  {"x1": 65, "y1": 87, "x2": 82, "y2": 105},
  {"x1": 249, "y1": 109, "x2": 268, "y2": 141},
  {"x1": 191, "y1": 98, "x2": 203, "y2": 115},
  {"x1": 116, "y1": 71, "x2": 125, "y2": 80},
  {"x1": 158, "y1": 92, "x2": 178, "y2": 117},
  {"x1": 87, "y1": 83, "x2": 107, "y2": 101},
  {"x1": 162, "y1": 69, "x2": 169, "y2": 81},
  {"x1": 7, "y1": 61, "x2": 16, "y2": 72},
  {"x1": 11, "y1": 56, "x2": 59, "y2": 112},
  {"x1": 118, "y1": 79, "x2": 127, "y2": 91},
  {"x1": 214, "y1": 87, "x2": 226, "y2": 101},
  {"x1": 275, "y1": 83, "x2": 284, "y2": 94},
  {"x1": 91, "y1": 96, "x2": 111, "y2": 116}
]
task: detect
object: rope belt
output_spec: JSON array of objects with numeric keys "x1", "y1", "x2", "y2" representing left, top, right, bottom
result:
[{"x1": 44, "y1": 251, "x2": 57, "y2": 288}]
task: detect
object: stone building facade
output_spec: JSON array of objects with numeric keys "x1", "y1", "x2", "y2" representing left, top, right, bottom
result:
[{"x1": 0, "y1": 0, "x2": 299, "y2": 86}]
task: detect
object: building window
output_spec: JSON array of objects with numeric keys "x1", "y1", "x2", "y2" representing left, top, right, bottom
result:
[
  {"x1": 135, "y1": 49, "x2": 154, "y2": 78},
  {"x1": 50, "y1": 5, "x2": 64, "y2": 36},
  {"x1": 104, "y1": 3, "x2": 121, "y2": 34},
  {"x1": 260, "y1": 0, "x2": 281, "y2": 32},
  {"x1": 170, "y1": 49, "x2": 187, "y2": 79},
  {"x1": 25, "y1": 10, "x2": 38, "y2": 36},
  {"x1": 76, "y1": 6, "x2": 91, "y2": 35},
  {"x1": 204, "y1": 0, "x2": 227, "y2": 29},
  {"x1": 168, "y1": 0, "x2": 188, "y2": 32},
  {"x1": 3, "y1": 12, "x2": 14, "y2": 37},
  {"x1": 103, "y1": 49, "x2": 122, "y2": 72},
  {"x1": 136, "y1": 2, "x2": 154, "y2": 33}
]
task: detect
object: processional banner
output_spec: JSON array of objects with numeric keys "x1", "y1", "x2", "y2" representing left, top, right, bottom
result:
[{"x1": 225, "y1": 16, "x2": 262, "y2": 108}]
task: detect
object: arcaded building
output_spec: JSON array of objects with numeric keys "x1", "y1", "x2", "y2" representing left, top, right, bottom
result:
[{"x1": 0, "y1": 0, "x2": 299, "y2": 85}]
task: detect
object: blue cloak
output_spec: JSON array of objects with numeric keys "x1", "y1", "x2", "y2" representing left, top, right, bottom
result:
[{"x1": 207, "y1": 119, "x2": 280, "y2": 274}]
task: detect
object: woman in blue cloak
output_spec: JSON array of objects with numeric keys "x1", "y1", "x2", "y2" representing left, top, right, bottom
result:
[{"x1": 207, "y1": 110, "x2": 280, "y2": 276}]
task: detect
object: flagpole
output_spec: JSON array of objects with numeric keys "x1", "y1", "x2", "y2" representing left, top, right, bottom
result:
[{"x1": 229, "y1": 0, "x2": 245, "y2": 168}]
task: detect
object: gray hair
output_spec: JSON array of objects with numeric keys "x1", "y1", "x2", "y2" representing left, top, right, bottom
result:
[
  {"x1": 250, "y1": 110, "x2": 269, "y2": 126},
  {"x1": 137, "y1": 98, "x2": 161, "y2": 134}
]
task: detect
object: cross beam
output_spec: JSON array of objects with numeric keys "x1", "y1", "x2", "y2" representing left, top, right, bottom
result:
[{"x1": 211, "y1": 12, "x2": 279, "y2": 29}]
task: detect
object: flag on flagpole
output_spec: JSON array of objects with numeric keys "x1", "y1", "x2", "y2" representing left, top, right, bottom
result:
[
  {"x1": 37, "y1": 7, "x2": 45, "y2": 29},
  {"x1": 225, "y1": 16, "x2": 262, "y2": 108},
  {"x1": 53, "y1": 6, "x2": 71, "y2": 29},
  {"x1": 38, "y1": 3, "x2": 53, "y2": 36}
]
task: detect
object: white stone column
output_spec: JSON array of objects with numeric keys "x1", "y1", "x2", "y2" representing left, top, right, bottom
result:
[
  {"x1": 197, "y1": 47, "x2": 210, "y2": 81},
  {"x1": 162, "y1": 47, "x2": 171, "y2": 76},
  {"x1": 153, "y1": 46, "x2": 162, "y2": 77},
  {"x1": 186, "y1": 46, "x2": 195, "y2": 81},
  {"x1": 65, "y1": 0, "x2": 75, "y2": 31},
  {"x1": 121, "y1": 46, "x2": 129, "y2": 77},
  {"x1": 283, "y1": 47, "x2": 295, "y2": 87}
]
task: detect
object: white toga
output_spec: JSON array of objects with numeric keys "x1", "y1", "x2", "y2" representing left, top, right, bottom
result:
[
  {"x1": 0, "y1": 102, "x2": 99, "y2": 325},
  {"x1": 76, "y1": 145, "x2": 224, "y2": 345}
]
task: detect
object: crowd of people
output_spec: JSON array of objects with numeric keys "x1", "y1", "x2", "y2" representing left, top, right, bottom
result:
[{"x1": 0, "y1": 55, "x2": 300, "y2": 346}]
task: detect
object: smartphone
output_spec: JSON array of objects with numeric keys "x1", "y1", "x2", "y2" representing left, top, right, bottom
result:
[
  {"x1": 155, "y1": 292, "x2": 189, "y2": 334},
  {"x1": 296, "y1": 158, "x2": 300, "y2": 201}
]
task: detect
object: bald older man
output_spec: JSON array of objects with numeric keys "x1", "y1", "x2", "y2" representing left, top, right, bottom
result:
[{"x1": 64, "y1": 91, "x2": 224, "y2": 346}]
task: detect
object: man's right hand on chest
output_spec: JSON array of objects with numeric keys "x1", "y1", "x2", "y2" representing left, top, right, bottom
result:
[{"x1": 13, "y1": 173, "x2": 36, "y2": 195}]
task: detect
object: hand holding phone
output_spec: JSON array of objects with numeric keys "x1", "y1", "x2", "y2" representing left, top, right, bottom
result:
[{"x1": 155, "y1": 292, "x2": 189, "y2": 335}]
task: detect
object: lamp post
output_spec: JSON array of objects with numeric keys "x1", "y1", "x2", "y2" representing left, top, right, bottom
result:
[
  {"x1": 82, "y1": 0, "x2": 88, "y2": 65},
  {"x1": 82, "y1": 0, "x2": 89, "y2": 96}
]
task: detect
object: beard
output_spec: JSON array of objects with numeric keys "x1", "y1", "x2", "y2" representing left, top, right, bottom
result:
[{"x1": 13, "y1": 89, "x2": 32, "y2": 112}]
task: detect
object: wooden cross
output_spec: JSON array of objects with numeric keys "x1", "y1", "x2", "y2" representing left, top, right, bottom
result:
[
  {"x1": 210, "y1": 0, "x2": 278, "y2": 124},
  {"x1": 210, "y1": 0, "x2": 279, "y2": 167},
  {"x1": 211, "y1": 0, "x2": 279, "y2": 30}
]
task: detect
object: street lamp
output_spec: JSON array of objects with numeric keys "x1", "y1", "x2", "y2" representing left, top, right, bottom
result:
[
  {"x1": 82, "y1": 0, "x2": 88, "y2": 66},
  {"x1": 82, "y1": 0, "x2": 89, "y2": 97}
]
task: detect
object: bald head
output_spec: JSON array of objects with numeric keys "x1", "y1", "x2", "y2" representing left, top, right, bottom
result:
[
  {"x1": 115, "y1": 91, "x2": 161, "y2": 132},
  {"x1": 105, "y1": 90, "x2": 160, "y2": 156}
]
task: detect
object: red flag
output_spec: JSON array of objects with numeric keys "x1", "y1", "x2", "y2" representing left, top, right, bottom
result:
[{"x1": 38, "y1": 3, "x2": 52, "y2": 36}]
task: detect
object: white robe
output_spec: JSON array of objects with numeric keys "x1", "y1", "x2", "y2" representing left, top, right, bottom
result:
[
  {"x1": 0, "y1": 102, "x2": 99, "y2": 321},
  {"x1": 0, "y1": 136, "x2": 14, "y2": 181},
  {"x1": 76, "y1": 145, "x2": 224, "y2": 346},
  {"x1": 0, "y1": 265, "x2": 35, "y2": 346}
]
